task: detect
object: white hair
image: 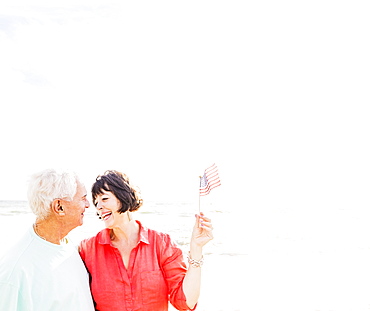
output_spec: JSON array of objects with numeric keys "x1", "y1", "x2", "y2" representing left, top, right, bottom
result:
[{"x1": 27, "y1": 168, "x2": 78, "y2": 220}]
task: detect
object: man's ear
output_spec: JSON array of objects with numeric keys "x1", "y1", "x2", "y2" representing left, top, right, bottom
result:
[{"x1": 51, "y1": 199, "x2": 65, "y2": 216}]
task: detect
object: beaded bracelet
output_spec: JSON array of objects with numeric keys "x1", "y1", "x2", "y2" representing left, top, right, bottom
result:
[{"x1": 187, "y1": 252, "x2": 204, "y2": 268}]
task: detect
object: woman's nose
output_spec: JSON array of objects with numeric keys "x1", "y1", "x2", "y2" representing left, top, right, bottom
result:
[{"x1": 95, "y1": 202, "x2": 103, "y2": 210}]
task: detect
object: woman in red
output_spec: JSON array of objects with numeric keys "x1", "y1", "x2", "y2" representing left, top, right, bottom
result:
[{"x1": 79, "y1": 170, "x2": 213, "y2": 311}]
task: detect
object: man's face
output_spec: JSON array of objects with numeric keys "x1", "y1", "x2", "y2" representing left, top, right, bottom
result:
[{"x1": 62, "y1": 181, "x2": 90, "y2": 230}]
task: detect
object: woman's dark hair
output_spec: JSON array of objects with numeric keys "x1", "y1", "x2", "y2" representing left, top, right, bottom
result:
[{"x1": 92, "y1": 170, "x2": 143, "y2": 213}]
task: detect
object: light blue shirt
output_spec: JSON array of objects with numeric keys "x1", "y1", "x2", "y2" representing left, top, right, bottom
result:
[{"x1": 0, "y1": 226, "x2": 94, "y2": 311}]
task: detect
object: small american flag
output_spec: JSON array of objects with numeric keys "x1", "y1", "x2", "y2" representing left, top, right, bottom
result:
[{"x1": 199, "y1": 163, "x2": 221, "y2": 196}]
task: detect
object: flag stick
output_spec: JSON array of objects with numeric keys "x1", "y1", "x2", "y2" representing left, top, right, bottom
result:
[{"x1": 198, "y1": 176, "x2": 202, "y2": 214}]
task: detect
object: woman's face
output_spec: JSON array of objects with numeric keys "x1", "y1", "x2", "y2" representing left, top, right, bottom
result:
[{"x1": 94, "y1": 189, "x2": 124, "y2": 227}]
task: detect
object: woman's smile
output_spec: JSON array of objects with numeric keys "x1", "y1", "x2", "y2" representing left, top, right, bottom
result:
[{"x1": 101, "y1": 211, "x2": 112, "y2": 221}]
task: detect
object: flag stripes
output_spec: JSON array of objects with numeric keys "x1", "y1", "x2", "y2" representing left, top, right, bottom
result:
[{"x1": 199, "y1": 163, "x2": 221, "y2": 196}]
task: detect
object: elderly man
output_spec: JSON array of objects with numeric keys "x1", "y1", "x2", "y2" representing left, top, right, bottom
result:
[{"x1": 0, "y1": 169, "x2": 94, "y2": 310}]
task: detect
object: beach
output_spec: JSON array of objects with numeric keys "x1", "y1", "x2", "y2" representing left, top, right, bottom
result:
[
  {"x1": 2, "y1": 200, "x2": 370, "y2": 311},
  {"x1": 1, "y1": 0, "x2": 370, "y2": 309}
]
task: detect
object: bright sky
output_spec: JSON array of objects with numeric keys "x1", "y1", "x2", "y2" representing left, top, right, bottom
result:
[{"x1": 1, "y1": 1, "x2": 369, "y2": 213}]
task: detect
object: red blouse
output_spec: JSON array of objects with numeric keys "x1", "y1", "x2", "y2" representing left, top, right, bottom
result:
[{"x1": 79, "y1": 221, "x2": 195, "y2": 311}]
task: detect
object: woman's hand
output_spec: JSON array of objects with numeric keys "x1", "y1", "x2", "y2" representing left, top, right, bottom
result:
[
  {"x1": 184, "y1": 212, "x2": 213, "y2": 308},
  {"x1": 190, "y1": 212, "x2": 214, "y2": 249}
]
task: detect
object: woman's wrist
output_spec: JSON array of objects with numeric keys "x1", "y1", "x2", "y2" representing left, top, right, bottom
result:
[
  {"x1": 187, "y1": 252, "x2": 204, "y2": 268},
  {"x1": 189, "y1": 244, "x2": 203, "y2": 261}
]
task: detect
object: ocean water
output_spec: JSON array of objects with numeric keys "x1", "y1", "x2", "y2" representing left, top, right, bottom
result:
[
  {"x1": 2, "y1": 200, "x2": 370, "y2": 311},
  {"x1": 0, "y1": 200, "x2": 235, "y2": 250},
  {"x1": 0, "y1": 200, "x2": 244, "y2": 257}
]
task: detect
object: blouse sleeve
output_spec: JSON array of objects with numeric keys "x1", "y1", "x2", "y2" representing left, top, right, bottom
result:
[
  {"x1": 158, "y1": 234, "x2": 196, "y2": 311},
  {"x1": 79, "y1": 239, "x2": 86, "y2": 261}
]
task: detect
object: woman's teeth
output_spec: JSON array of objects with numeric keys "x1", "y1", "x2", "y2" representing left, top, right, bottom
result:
[{"x1": 101, "y1": 212, "x2": 112, "y2": 220}]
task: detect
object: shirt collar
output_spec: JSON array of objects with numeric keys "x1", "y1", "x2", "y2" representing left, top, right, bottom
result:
[{"x1": 98, "y1": 220, "x2": 149, "y2": 245}]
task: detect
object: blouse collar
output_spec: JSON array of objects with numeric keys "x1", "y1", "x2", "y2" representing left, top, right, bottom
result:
[{"x1": 98, "y1": 220, "x2": 149, "y2": 245}]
